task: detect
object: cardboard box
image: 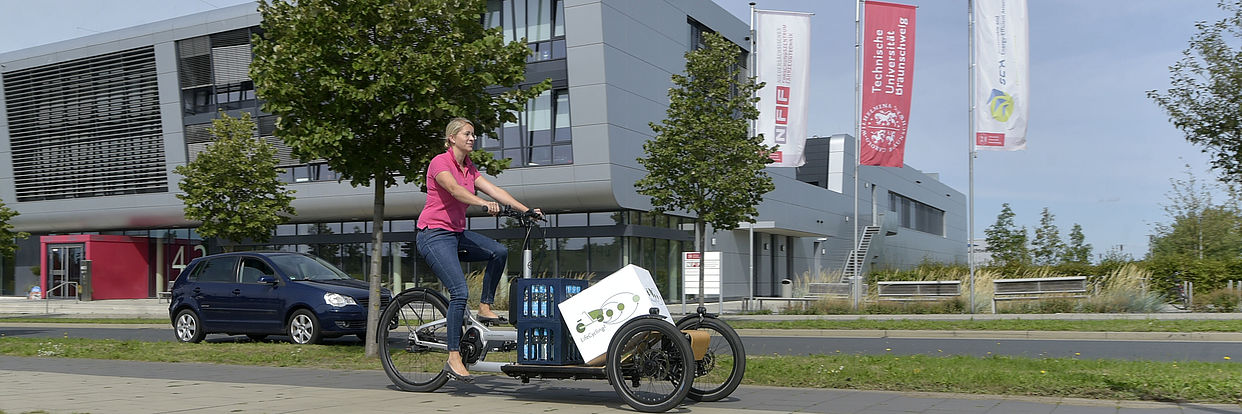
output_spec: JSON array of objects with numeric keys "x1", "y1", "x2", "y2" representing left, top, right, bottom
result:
[{"x1": 557, "y1": 264, "x2": 673, "y2": 365}]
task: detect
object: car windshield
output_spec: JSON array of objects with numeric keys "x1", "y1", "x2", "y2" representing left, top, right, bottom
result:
[{"x1": 269, "y1": 254, "x2": 352, "y2": 281}]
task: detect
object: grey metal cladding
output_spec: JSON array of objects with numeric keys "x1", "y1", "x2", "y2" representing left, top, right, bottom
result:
[{"x1": 3, "y1": 46, "x2": 167, "y2": 202}]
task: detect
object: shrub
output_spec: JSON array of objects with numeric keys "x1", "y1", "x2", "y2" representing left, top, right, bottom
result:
[{"x1": 1192, "y1": 288, "x2": 1242, "y2": 312}]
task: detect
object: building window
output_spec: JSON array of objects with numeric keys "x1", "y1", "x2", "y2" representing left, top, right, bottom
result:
[
  {"x1": 481, "y1": 88, "x2": 572, "y2": 167},
  {"x1": 486, "y1": 0, "x2": 567, "y2": 63},
  {"x1": 176, "y1": 28, "x2": 258, "y2": 116},
  {"x1": 889, "y1": 191, "x2": 945, "y2": 236}
]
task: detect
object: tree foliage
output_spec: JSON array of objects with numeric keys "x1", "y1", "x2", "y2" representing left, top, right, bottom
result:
[
  {"x1": 1061, "y1": 223, "x2": 1093, "y2": 265},
  {"x1": 174, "y1": 112, "x2": 295, "y2": 251},
  {"x1": 1030, "y1": 208, "x2": 1065, "y2": 266},
  {"x1": 637, "y1": 32, "x2": 774, "y2": 231},
  {"x1": 983, "y1": 203, "x2": 1029, "y2": 269},
  {"x1": 0, "y1": 199, "x2": 29, "y2": 258},
  {"x1": 1146, "y1": 167, "x2": 1242, "y2": 295},
  {"x1": 1148, "y1": 1, "x2": 1242, "y2": 183},
  {"x1": 1148, "y1": 167, "x2": 1242, "y2": 261},
  {"x1": 252, "y1": 0, "x2": 547, "y2": 356},
  {"x1": 636, "y1": 32, "x2": 774, "y2": 302}
]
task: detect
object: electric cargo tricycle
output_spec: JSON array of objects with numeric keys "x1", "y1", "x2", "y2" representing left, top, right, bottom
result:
[{"x1": 378, "y1": 208, "x2": 745, "y2": 412}]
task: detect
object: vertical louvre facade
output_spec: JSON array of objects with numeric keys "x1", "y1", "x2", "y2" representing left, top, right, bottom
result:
[{"x1": 3, "y1": 46, "x2": 166, "y2": 201}]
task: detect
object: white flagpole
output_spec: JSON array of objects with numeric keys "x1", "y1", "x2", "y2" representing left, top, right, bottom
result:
[
  {"x1": 852, "y1": 0, "x2": 862, "y2": 310},
  {"x1": 967, "y1": 0, "x2": 978, "y2": 314},
  {"x1": 749, "y1": 1, "x2": 757, "y2": 311}
]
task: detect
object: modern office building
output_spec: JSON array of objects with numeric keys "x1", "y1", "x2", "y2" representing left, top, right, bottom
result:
[{"x1": 0, "y1": 0, "x2": 965, "y2": 301}]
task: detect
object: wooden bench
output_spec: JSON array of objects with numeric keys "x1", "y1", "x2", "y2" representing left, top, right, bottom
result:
[
  {"x1": 752, "y1": 282, "x2": 852, "y2": 308},
  {"x1": 991, "y1": 276, "x2": 1088, "y2": 313},
  {"x1": 877, "y1": 280, "x2": 961, "y2": 301}
]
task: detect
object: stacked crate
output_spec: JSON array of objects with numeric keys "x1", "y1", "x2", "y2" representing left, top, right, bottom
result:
[{"x1": 512, "y1": 278, "x2": 588, "y2": 365}]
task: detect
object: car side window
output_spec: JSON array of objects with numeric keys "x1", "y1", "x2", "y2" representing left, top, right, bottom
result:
[
  {"x1": 240, "y1": 258, "x2": 275, "y2": 284},
  {"x1": 195, "y1": 257, "x2": 240, "y2": 283}
]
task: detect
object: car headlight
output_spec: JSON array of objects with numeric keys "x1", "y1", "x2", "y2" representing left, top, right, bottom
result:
[{"x1": 324, "y1": 292, "x2": 358, "y2": 307}]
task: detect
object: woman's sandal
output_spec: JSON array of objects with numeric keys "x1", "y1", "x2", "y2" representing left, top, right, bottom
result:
[{"x1": 443, "y1": 362, "x2": 475, "y2": 383}]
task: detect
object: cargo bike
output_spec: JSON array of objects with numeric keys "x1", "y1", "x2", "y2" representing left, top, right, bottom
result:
[{"x1": 378, "y1": 208, "x2": 745, "y2": 413}]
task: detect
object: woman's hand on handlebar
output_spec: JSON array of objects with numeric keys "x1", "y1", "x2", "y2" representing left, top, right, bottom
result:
[{"x1": 483, "y1": 201, "x2": 500, "y2": 215}]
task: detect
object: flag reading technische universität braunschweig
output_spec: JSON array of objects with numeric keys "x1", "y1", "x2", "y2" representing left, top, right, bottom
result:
[
  {"x1": 974, "y1": 0, "x2": 1029, "y2": 151},
  {"x1": 755, "y1": 9, "x2": 811, "y2": 167},
  {"x1": 859, "y1": 1, "x2": 917, "y2": 167}
]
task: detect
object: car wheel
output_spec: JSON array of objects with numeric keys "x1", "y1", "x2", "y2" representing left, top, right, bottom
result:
[
  {"x1": 287, "y1": 309, "x2": 322, "y2": 345},
  {"x1": 246, "y1": 334, "x2": 268, "y2": 342},
  {"x1": 174, "y1": 309, "x2": 205, "y2": 343}
]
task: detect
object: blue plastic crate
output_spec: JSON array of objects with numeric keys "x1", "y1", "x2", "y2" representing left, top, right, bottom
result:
[
  {"x1": 516, "y1": 319, "x2": 582, "y2": 365},
  {"x1": 512, "y1": 278, "x2": 588, "y2": 325}
]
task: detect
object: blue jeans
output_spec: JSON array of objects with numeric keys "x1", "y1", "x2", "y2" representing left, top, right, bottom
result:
[{"x1": 416, "y1": 228, "x2": 508, "y2": 351}]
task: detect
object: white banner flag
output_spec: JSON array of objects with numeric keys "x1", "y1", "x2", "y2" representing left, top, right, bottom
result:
[
  {"x1": 755, "y1": 10, "x2": 812, "y2": 167},
  {"x1": 974, "y1": 0, "x2": 1029, "y2": 151}
]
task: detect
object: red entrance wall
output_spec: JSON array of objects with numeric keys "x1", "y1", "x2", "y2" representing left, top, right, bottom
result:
[{"x1": 41, "y1": 235, "x2": 151, "y2": 300}]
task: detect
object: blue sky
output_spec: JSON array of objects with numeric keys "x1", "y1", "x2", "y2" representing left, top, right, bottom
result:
[{"x1": 0, "y1": 0, "x2": 1227, "y2": 259}]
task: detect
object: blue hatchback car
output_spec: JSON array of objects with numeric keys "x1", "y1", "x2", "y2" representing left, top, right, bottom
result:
[{"x1": 169, "y1": 251, "x2": 391, "y2": 344}]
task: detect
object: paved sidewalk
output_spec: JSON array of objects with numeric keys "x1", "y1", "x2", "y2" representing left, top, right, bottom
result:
[{"x1": 1, "y1": 356, "x2": 1238, "y2": 414}]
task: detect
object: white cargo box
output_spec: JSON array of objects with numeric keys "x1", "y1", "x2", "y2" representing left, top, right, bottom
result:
[{"x1": 557, "y1": 264, "x2": 674, "y2": 365}]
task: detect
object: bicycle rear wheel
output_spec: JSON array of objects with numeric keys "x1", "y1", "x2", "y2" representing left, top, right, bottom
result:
[
  {"x1": 379, "y1": 289, "x2": 450, "y2": 392},
  {"x1": 676, "y1": 316, "x2": 745, "y2": 402}
]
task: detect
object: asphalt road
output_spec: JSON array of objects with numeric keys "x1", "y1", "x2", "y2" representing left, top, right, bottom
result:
[{"x1": 3, "y1": 324, "x2": 1239, "y2": 362}]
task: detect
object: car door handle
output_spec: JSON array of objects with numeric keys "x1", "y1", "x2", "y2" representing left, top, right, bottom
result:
[
  {"x1": 193, "y1": 287, "x2": 201, "y2": 294},
  {"x1": 232, "y1": 289, "x2": 242, "y2": 295}
]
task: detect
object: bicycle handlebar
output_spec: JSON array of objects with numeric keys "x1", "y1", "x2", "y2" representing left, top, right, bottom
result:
[{"x1": 496, "y1": 205, "x2": 545, "y2": 226}]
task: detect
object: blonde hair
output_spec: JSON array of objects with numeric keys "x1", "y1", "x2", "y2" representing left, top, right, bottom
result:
[{"x1": 444, "y1": 118, "x2": 474, "y2": 149}]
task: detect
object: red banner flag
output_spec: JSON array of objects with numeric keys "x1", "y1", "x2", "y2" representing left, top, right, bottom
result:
[{"x1": 859, "y1": 1, "x2": 916, "y2": 167}]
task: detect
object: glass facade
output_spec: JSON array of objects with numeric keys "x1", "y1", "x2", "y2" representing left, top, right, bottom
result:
[
  {"x1": 206, "y1": 210, "x2": 692, "y2": 300},
  {"x1": 481, "y1": 0, "x2": 572, "y2": 168}
]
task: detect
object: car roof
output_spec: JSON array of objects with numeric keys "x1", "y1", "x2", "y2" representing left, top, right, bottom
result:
[{"x1": 187, "y1": 251, "x2": 313, "y2": 263}]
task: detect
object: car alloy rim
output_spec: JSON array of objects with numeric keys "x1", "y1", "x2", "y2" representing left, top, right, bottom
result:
[
  {"x1": 177, "y1": 314, "x2": 195, "y2": 341},
  {"x1": 291, "y1": 314, "x2": 312, "y2": 343}
]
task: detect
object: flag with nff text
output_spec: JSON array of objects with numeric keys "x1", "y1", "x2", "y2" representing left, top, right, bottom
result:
[{"x1": 754, "y1": 9, "x2": 811, "y2": 167}]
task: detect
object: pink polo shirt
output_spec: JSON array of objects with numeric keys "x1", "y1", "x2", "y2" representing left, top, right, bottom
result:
[{"x1": 417, "y1": 150, "x2": 478, "y2": 232}]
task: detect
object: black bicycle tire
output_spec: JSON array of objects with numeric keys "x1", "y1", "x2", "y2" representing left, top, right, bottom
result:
[
  {"x1": 379, "y1": 289, "x2": 450, "y2": 392},
  {"x1": 676, "y1": 316, "x2": 746, "y2": 402},
  {"x1": 606, "y1": 317, "x2": 694, "y2": 413}
]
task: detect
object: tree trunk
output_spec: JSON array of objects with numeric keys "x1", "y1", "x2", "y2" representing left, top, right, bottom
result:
[{"x1": 364, "y1": 176, "x2": 386, "y2": 358}]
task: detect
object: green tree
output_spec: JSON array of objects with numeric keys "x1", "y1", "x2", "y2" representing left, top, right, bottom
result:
[
  {"x1": 174, "y1": 112, "x2": 295, "y2": 252},
  {"x1": 1148, "y1": 1, "x2": 1242, "y2": 183},
  {"x1": 983, "y1": 203, "x2": 1030, "y2": 269},
  {"x1": 1060, "y1": 223, "x2": 1092, "y2": 265},
  {"x1": 636, "y1": 32, "x2": 774, "y2": 306},
  {"x1": 1149, "y1": 168, "x2": 1242, "y2": 261},
  {"x1": 252, "y1": 0, "x2": 548, "y2": 356},
  {"x1": 1030, "y1": 208, "x2": 1065, "y2": 266},
  {"x1": 0, "y1": 199, "x2": 29, "y2": 259},
  {"x1": 1146, "y1": 168, "x2": 1242, "y2": 295}
]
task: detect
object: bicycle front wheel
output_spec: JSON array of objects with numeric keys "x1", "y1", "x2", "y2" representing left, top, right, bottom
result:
[
  {"x1": 676, "y1": 316, "x2": 745, "y2": 402},
  {"x1": 607, "y1": 317, "x2": 694, "y2": 413},
  {"x1": 379, "y1": 289, "x2": 450, "y2": 392}
]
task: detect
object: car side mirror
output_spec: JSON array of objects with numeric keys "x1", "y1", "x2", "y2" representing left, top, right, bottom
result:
[{"x1": 257, "y1": 275, "x2": 278, "y2": 285}]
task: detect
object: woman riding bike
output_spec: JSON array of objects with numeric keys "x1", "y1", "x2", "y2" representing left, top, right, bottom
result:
[{"x1": 416, "y1": 117, "x2": 541, "y2": 383}]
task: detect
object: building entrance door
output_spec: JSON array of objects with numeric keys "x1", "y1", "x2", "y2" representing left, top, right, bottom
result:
[{"x1": 47, "y1": 244, "x2": 84, "y2": 299}]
